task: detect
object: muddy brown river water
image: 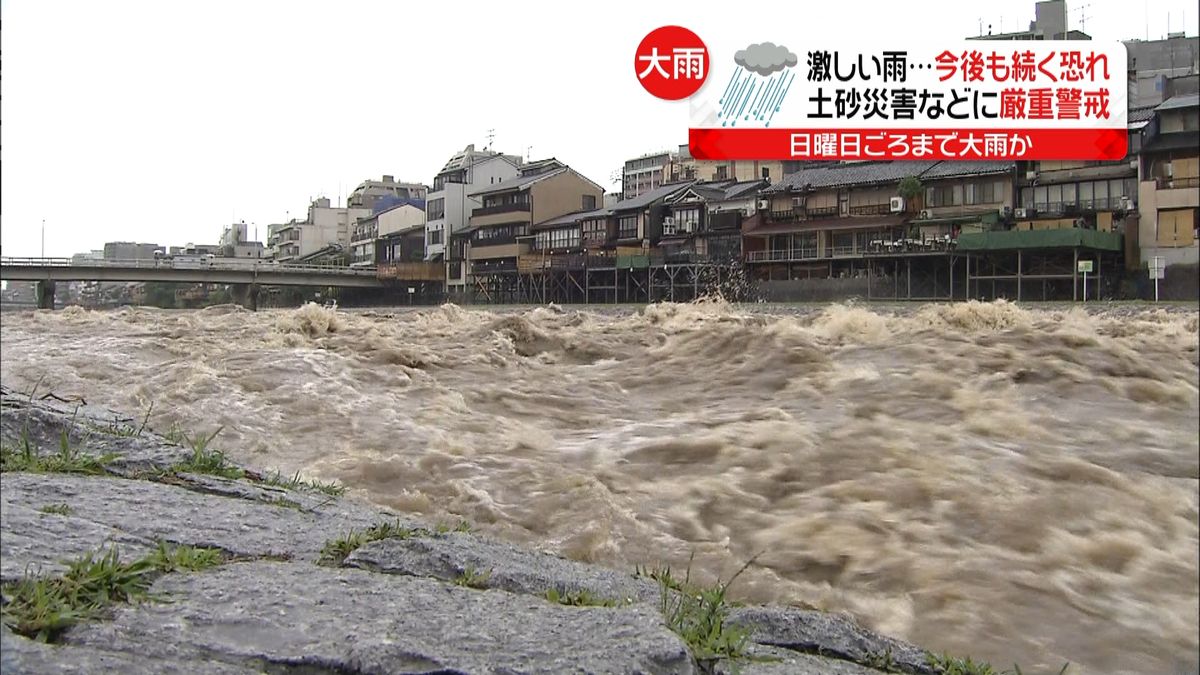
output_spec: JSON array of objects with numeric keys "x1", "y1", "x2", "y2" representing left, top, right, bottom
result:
[{"x1": 1, "y1": 300, "x2": 1197, "y2": 674}]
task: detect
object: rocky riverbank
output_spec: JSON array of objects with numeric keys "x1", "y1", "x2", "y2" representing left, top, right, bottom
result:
[{"x1": 1, "y1": 384, "x2": 998, "y2": 674}]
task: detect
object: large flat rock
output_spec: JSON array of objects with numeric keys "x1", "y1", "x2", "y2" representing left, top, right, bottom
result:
[
  {"x1": 1, "y1": 626, "x2": 258, "y2": 675},
  {"x1": 346, "y1": 531, "x2": 661, "y2": 604},
  {"x1": 0, "y1": 473, "x2": 397, "y2": 567},
  {"x1": 727, "y1": 606, "x2": 935, "y2": 675},
  {"x1": 63, "y1": 561, "x2": 697, "y2": 674},
  {"x1": 0, "y1": 501, "x2": 156, "y2": 582}
]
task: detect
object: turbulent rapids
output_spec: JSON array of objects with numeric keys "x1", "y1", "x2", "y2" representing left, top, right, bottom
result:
[{"x1": 2, "y1": 300, "x2": 1197, "y2": 674}]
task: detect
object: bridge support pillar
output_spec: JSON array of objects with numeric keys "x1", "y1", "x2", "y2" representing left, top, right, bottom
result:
[
  {"x1": 230, "y1": 283, "x2": 259, "y2": 311},
  {"x1": 35, "y1": 280, "x2": 57, "y2": 310}
]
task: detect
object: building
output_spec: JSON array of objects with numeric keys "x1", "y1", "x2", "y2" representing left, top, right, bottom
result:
[
  {"x1": 966, "y1": 0, "x2": 1089, "y2": 41},
  {"x1": 349, "y1": 200, "x2": 426, "y2": 267},
  {"x1": 425, "y1": 145, "x2": 522, "y2": 265},
  {"x1": 1125, "y1": 35, "x2": 1200, "y2": 108},
  {"x1": 459, "y1": 159, "x2": 604, "y2": 302},
  {"x1": 219, "y1": 222, "x2": 265, "y2": 258},
  {"x1": 673, "y1": 144, "x2": 783, "y2": 184},
  {"x1": 622, "y1": 151, "x2": 675, "y2": 200},
  {"x1": 347, "y1": 175, "x2": 428, "y2": 211},
  {"x1": 270, "y1": 197, "x2": 372, "y2": 263},
  {"x1": 660, "y1": 179, "x2": 768, "y2": 263},
  {"x1": 1136, "y1": 92, "x2": 1199, "y2": 267},
  {"x1": 103, "y1": 242, "x2": 163, "y2": 260}
]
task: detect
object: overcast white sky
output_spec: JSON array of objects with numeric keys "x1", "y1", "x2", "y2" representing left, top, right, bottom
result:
[{"x1": 2, "y1": 0, "x2": 1197, "y2": 257}]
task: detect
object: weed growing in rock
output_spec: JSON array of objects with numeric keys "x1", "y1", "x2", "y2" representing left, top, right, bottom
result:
[
  {"x1": 0, "y1": 430, "x2": 115, "y2": 475},
  {"x1": 144, "y1": 541, "x2": 223, "y2": 573},
  {"x1": 0, "y1": 543, "x2": 224, "y2": 643},
  {"x1": 634, "y1": 563, "x2": 685, "y2": 593},
  {"x1": 453, "y1": 566, "x2": 491, "y2": 589},
  {"x1": 166, "y1": 426, "x2": 243, "y2": 479},
  {"x1": 924, "y1": 653, "x2": 1072, "y2": 675},
  {"x1": 653, "y1": 554, "x2": 756, "y2": 666},
  {"x1": 38, "y1": 503, "x2": 73, "y2": 516},
  {"x1": 544, "y1": 588, "x2": 629, "y2": 608},
  {"x1": 318, "y1": 519, "x2": 434, "y2": 565},
  {"x1": 257, "y1": 469, "x2": 346, "y2": 497},
  {"x1": 435, "y1": 519, "x2": 473, "y2": 534}
]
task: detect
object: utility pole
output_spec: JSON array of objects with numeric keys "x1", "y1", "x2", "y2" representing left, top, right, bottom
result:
[{"x1": 41, "y1": 219, "x2": 45, "y2": 258}]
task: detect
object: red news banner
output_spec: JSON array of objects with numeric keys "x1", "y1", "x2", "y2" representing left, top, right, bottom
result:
[{"x1": 649, "y1": 35, "x2": 1128, "y2": 161}]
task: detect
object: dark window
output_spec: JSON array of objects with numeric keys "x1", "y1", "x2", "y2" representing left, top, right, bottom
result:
[
  {"x1": 427, "y1": 198, "x2": 445, "y2": 221},
  {"x1": 429, "y1": 229, "x2": 444, "y2": 245},
  {"x1": 618, "y1": 215, "x2": 638, "y2": 239},
  {"x1": 715, "y1": 165, "x2": 728, "y2": 180},
  {"x1": 583, "y1": 194, "x2": 597, "y2": 210}
]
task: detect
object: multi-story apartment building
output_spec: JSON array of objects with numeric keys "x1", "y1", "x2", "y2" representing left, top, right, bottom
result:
[
  {"x1": 347, "y1": 175, "x2": 428, "y2": 211},
  {"x1": 218, "y1": 223, "x2": 265, "y2": 259},
  {"x1": 622, "y1": 151, "x2": 675, "y2": 199},
  {"x1": 672, "y1": 144, "x2": 783, "y2": 184},
  {"x1": 425, "y1": 145, "x2": 522, "y2": 271},
  {"x1": 349, "y1": 200, "x2": 426, "y2": 267},
  {"x1": 270, "y1": 197, "x2": 372, "y2": 262}
]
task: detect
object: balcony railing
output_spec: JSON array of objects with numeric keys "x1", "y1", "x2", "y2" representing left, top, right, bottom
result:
[
  {"x1": 746, "y1": 248, "x2": 819, "y2": 262},
  {"x1": 847, "y1": 204, "x2": 892, "y2": 216},
  {"x1": 474, "y1": 202, "x2": 531, "y2": 216},
  {"x1": 377, "y1": 261, "x2": 443, "y2": 281},
  {"x1": 1156, "y1": 176, "x2": 1200, "y2": 190}
]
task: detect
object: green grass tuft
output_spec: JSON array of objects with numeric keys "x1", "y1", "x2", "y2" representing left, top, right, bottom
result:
[
  {"x1": 38, "y1": 503, "x2": 73, "y2": 516},
  {"x1": 318, "y1": 519, "x2": 442, "y2": 565},
  {"x1": 257, "y1": 469, "x2": 346, "y2": 497},
  {"x1": 453, "y1": 566, "x2": 491, "y2": 589},
  {"x1": 1, "y1": 430, "x2": 115, "y2": 475},
  {"x1": 165, "y1": 426, "x2": 243, "y2": 479},
  {"x1": 649, "y1": 553, "x2": 757, "y2": 665},
  {"x1": 0, "y1": 543, "x2": 224, "y2": 643},
  {"x1": 544, "y1": 588, "x2": 629, "y2": 607},
  {"x1": 924, "y1": 652, "x2": 1072, "y2": 675},
  {"x1": 435, "y1": 519, "x2": 473, "y2": 534}
]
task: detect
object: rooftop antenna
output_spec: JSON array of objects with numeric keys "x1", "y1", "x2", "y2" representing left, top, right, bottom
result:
[
  {"x1": 486, "y1": 128, "x2": 495, "y2": 150},
  {"x1": 526, "y1": 146, "x2": 533, "y2": 161},
  {"x1": 1073, "y1": 3, "x2": 1092, "y2": 34}
]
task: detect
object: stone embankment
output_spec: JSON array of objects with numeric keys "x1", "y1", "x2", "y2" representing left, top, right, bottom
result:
[{"x1": 1, "y1": 385, "x2": 942, "y2": 674}]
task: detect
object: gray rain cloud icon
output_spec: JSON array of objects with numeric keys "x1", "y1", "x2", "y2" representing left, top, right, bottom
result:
[{"x1": 733, "y1": 42, "x2": 799, "y2": 77}]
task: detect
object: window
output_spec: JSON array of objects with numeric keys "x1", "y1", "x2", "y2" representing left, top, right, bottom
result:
[
  {"x1": 715, "y1": 165, "x2": 728, "y2": 180},
  {"x1": 582, "y1": 194, "x2": 597, "y2": 210},
  {"x1": 429, "y1": 229, "x2": 443, "y2": 245},
  {"x1": 673, "y1": 207, "x2": 701, "y2": 233},
  {"x1": 965, "y1": 181, "x2": 997, "y2": 205},
  {"x1": 618, "y1": 215, "x2": 638, "y2": 239},
  {"x1": 427, "y1": 198, "x2": 445, "y2": 221},
  {"x1": 583, "y1": 218, "x2": 609, "y2": 245},
  {"x1": 926, "y1": 185, "x2": 960, "y2": 207}
]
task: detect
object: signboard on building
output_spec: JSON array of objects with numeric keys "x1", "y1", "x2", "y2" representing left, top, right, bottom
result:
[
  {"x1": 1077, "y1": 260, "x2": 1094, "y2": 273},
  {"x1": 647, "y1": 32, "x2": 1129, "y2": 161}
]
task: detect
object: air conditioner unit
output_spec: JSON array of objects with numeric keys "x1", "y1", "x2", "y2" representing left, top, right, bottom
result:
[
  {"x1": 918, "y1": 209, "x2": 933, "y2": 220},
  {"x1": 1025, "y1": 171, "x2": 1037, "y2": 180},
  {"x1": 889, "y1": 197, "x2": 905, "y2": 213},
  {"x1": 1000, "y1": 206, "x2": 1013, "y2": 218},
  {"x1": 757, "y1": 199, "x2": 769, "y2": 210},
  {"x1": 1015, "y1": 207, "x2": 1029, "y2": 219},
  {"x1": 662, "y1": 216, "x2": 676, "y2": 235},
  {"x1": 1120, "y1": 196, "x2": 1134, "y2": 210}
]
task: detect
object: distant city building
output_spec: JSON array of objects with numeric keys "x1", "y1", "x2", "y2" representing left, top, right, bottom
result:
[
  {"x1": 966, "y1": 0, "x2": 1089, "y2": 41},
  {"x1": 622, "y1": 151, "x2": 675, "y2": 200},
  {"x1": 269, "y1": 197, "x2": 372, "y2": 262},
  {"x1": 425, "y1": 144, "x2": 523, "y2": 262},
  {"x1": 347, "y1": 175, "x2": 429, "y2": 211},
  {"x1": 1136, "y1": 89, "x2": 1199, "y2": 267},
  {"x1": 1125, "y1": 35, "x2": 1200, "y2": 107},
  {"x1": 219, "y1": 222, "x2": 266, "y2": 258},
  {"x1": 103, "y1": 242, "x2": 163, "y2": 260}
]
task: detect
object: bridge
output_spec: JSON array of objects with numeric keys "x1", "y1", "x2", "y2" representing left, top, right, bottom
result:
[{"x1": 0, "y1": 257, "x2": 385, "y2": 310}]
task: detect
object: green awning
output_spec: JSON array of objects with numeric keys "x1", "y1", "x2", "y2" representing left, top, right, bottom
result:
[{"x1": 957, "y1": 228, "x2": 1123, "y2": 252}]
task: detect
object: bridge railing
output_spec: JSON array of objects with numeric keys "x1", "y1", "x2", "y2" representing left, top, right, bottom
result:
[{"x1": 0, "y1": 257, "x2": 377, "y2": 276}]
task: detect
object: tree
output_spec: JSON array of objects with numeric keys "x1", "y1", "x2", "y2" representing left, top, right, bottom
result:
[{"x1": 898, "y1": 176, "x2": 923, "y2": 202}]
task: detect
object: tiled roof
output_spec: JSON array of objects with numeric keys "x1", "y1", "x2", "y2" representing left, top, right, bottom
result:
[
  {"x1": 611, "y1": 181, "x2": 695, "y2": 211},
  {"x1": 919, "y1": 161, "x2": 1015, "y2": 179},
  {"x1": 1128, "y1": 106, "x2": 1158, "y2": 123},
  {"x1": 765, "y1": 161, "x2": 941, "y2": 193},
  {"x1": 468, "y1": 167, "x2": 567, "y2": 197},
  {"x1": 767, "y1": 160, "x2": 1019, "y2": 192},
  {"x1": 532, "y1": 207, "x2": 613, "y2": 230}
]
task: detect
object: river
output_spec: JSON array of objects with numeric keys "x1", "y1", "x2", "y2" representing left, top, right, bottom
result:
[{"x1": 2, "y1": 300, "x2": 1197, "y2": 674}]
